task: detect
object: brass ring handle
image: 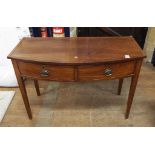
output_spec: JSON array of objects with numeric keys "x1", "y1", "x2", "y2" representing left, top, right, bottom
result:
[
  {"x1": 104, "y1": 68, "x2": 112, "y2": 76},
  {"x1": 40, "y1": 69, "x2": 49, "y2": 77}
]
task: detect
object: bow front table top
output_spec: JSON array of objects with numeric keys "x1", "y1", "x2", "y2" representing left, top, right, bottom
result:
[{"x1": 8, "y1": 37, "x2": 146, "y2": 119}]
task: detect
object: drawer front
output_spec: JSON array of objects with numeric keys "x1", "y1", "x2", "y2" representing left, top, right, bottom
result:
[
  {"x1": 78, "y1": 61, "x2": 135, "y2": 81},
  {"x1": 17, "y1": 61, "x2": 75, "y2": 81}
]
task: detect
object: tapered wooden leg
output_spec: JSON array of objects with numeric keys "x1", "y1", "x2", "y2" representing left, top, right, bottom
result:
[
  {"x1": 117, "y1": 78, "x2": 123, "y2": 95},
  {"x1": 12, "y1": 60, "x2": 32, "y2": 119},
  {"x1": 19, "y1": 77, "x2": 32, "y2": 119},
  {"x1": 34, "y1": 80, "x2": 40, "y2": 96},
  {"x1": 125, "y1": 60, "x2": 142, "y2": 119}
]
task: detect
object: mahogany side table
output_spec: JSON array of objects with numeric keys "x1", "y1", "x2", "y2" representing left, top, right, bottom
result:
[{"x1": 7, "y1": 37, "x2": 146, "y2": 119}]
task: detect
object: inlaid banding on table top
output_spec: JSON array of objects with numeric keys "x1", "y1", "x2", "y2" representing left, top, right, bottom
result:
[{"x1": 7, "y1": 37, "x2": 146, "y2": 64}]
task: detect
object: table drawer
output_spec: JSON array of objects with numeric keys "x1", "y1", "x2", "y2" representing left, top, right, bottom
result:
[
  {"x1": 17, "y1": 61, "x2": 75, "y2": 81},
  {"x1": 78, "y1": 61, "x2": 135, "y2": 81}
]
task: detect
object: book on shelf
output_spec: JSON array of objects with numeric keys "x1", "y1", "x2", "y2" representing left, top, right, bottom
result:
[
  {"x1": 47, "y1": 27, "x2": 53, "y2": 37},
  {"x1": 53, "y1": 27, "x2": 65, "y2": 37},
  {"x1": 40, "y1": 27, "x2": 48, "y2": 38},
  {"x1": 29, "y1": 27, "x2": 41, "y2": 37},
  {"x1": 29, "y1": 27, "x2": 34, "y2": 37},
  {"x1": 64, "y1": 27, "x2": 70, "y2": 37},
  {"x1": 29, "y1": 27, "x2": 76, "y2": 38}
]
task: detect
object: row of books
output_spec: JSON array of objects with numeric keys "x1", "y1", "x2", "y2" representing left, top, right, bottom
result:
[{"x1": 29, "y1": 27, "x2": 71, "y2": 37}]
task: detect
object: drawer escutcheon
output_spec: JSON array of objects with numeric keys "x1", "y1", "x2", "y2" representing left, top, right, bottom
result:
[
  {"x1": 104, "y1": 68, "x2": 112, "y2": 76},
  {"x1": 40, "y1": 66, "x2": 49, "y2": 77}
]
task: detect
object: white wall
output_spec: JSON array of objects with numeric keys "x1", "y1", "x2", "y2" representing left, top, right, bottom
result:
[
  {"x1": 0, "y1": 27, "x2": 30, "y2": 66},
  {"x1": 0, "y1": 27, "x2": 30, "y2": 87}
]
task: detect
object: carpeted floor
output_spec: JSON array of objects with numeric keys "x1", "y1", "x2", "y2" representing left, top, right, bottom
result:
[
  {"x1": 0, "y1": 63, "x2": 155, "y2": 127},
  {"x1": 0, "y1": 91, "x2": 15, "y2": 122}
]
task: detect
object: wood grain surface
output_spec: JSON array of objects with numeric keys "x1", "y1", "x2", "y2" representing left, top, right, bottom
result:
[
  {"x1": 78, "y1": 61, "x2": 135, "y2": 81},
  {"x1": 8, "y1": 37, "x2": 146, "y2": 65},
  {"x1": 8, "y1": 37, "x2": 145, "y2": 119}
]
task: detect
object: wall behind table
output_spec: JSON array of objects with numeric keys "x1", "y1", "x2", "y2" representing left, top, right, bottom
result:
[
  {"x1": 0, "y1": 27, "x2": 30, "y2": 66},
  {"x1": 0, "y1": 27, "x2": 30, "y2": 87}
]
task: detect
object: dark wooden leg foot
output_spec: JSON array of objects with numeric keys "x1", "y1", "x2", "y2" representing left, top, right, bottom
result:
[
  {"x1": 125, "y1": 76, "x2": 137, "y2": 119},
  {"x1": 20, "y1": 77, "x2": 32, "y2": 119},
  {"x1": 34, "y1": 80, "x2": 41, "y2": 96},
  {"x1": 125, "y1": 60, "x2": 142, "y2": 119},
  {"x1": 12, "y1": 60, "x2": 32, "y2": 119},
  {"x1": 117, "y1": 78, "x2": 123, "y2": 95}
]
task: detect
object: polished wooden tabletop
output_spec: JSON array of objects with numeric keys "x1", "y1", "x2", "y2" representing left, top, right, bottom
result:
[
  {"x1": 8, "y1": 36, "x2": 146, "y2": 119},
  {"x1": 8, "y1": 37, "x2": 146, "y2": 64}
]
